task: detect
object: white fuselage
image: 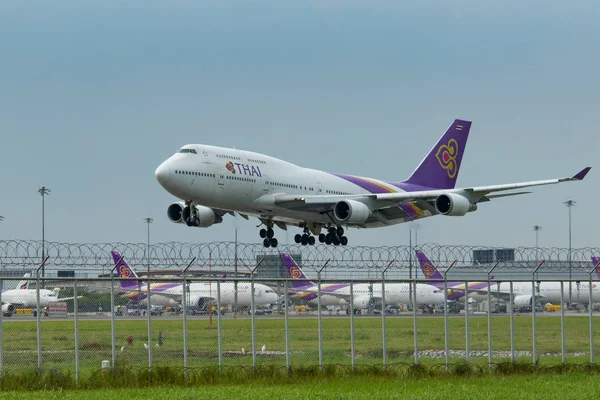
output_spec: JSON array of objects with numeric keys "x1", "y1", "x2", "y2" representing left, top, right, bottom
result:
[
  {"x1": 155, "y1": 145, "x2": 432, "y2": 228},
  {"x1": 291, "y1": 283, "x2": 445, "y2": 307},
  {"x1": 1, "y1": 289, "x2": 60, "y2": 308},
  {"x1": 121, "y1": 281, "x2": 278, "y2": 308}
]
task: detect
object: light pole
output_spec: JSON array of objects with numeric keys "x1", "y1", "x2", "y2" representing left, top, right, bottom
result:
[
  {"x1": 533, "y1": 225, "x2": 542, "y2": 260},
  {"x1": 38, "y1": 186, "x2": 50, "y2": 284},
  {"x1": 144, "y1": 217, "x2": 153, "y2": 369},
  {"x1": 564, "y1": 200, "x2": 576, "y2": 308}
]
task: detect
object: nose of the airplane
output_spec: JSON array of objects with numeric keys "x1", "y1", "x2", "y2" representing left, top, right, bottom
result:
[{"x1": 155, "y1": 161, "x2": 171, "y2": 186}]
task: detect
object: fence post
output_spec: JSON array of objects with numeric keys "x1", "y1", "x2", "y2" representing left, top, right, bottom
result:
[
  {"x1": 217, "y1": 279, "x2": 222, "y2": 371},
  {"x1": 487, "y1": 261, "x2": 500, "y2": 373},
  {"x1": 146, "y1": 272, "x2": 152, "y2": 370},
  {"x1": 531, "y1": 260, "x2": 545, "y2": 367},
  {"x1": 284, "y1": 279, "x2": 290, "y2": 370},
  {"x1": 560, "y1": 280, "x2": 566, "y2": 364},
  {"x1": 350, "y1": 281, "x2": 355, "y2": 370},
  {"x1": 412, "y1": 277, "x2": 418, "y2": 364},
  {"x1": 588, "y1": 260, "x2": 599, "y2": 365},
  {"x1": 509, "y1": 281, "x2": 515, "y2": 364},
  {"x1": 36, "y1": 256, "x2": 49, "y2": 372},
  {"x1": 0, "y1": 278, "x2": 3, "y2": 373},
  {"x1": 381, "y1": 260, "x2": 394, "y2": 368},
  {"x1": 74, "y1": 278, "x2": 79, "y2": 383},
  {"x1": 109, "y1": 254, "x2": 123, "y2": 368},
  {"x1": 443, "y1": 261, "x2": 456, "y2": 371},
  {"x1": 317, "y1": 260, "x2": 330, "y2": 368},
  {"x1": 464, "y1": 281, "x2": 469, "y2": 364},
  {"x1": 182, "y1": 257, "x2": 196, "y2": 379}
]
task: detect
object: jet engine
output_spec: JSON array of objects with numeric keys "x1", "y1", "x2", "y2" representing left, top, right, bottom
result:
[
  {"x1": 333, "y1": 200, "x2": 372, "y2": 224},
  {"x1": 513, "y1": 294, "x2": 545, "y2": 310},
  {"x1": 167, "y1": 202, "x2": 222, "y2": 227},
  {"x1": 434, "y1": 193, "x2": 477, "y2": 216},
  {"x1": 189, "y1": 295, "x2": 212, "y2": 310},
  {"x1": 353, "y1": 295, "x2": 375, "y2": 310},
  {"x1": 2, "y1": 303, "x2": 15, "y2": 317}
]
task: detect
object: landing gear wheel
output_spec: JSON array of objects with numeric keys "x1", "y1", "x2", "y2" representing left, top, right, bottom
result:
[
  {"x1": 319, "y1": 233, "x2": 326, "y2": 243},
  {"x1": 294, "y1": 234, "x2": 302, "y2": 244},
  {"x1": 340, "y1": 236, "x2": 348, "y2": 246},
  {"x1": 266, "y1": 228, "x2": 274, "y2": 239},
  {"x1": 332, "y1": 236, "x2": 340, "y2": 246},
  {"x1": 301, "y1": 234, "x2": 308, "y2": 246},
  {"x1": 308, "y1": 236, "x2": 316, "y2": 246},
  {"x1": 259, "y1": 229, "x2": 267, "y2": 238},
  {"x1": 270, "y1": 238, "x2": 278, "y2": 248},
  {"x1": 263, "y1": 238, "x2": 271, "y2": 248},
  {"x1": 337, "y1": 226, "x2": 344, "y2": 237}
]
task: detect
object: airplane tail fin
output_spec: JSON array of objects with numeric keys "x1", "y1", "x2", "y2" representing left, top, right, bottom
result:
[
  {"x1": 593, "y1": 257, "x2": 600, "y2": 279},
  {"x1": 403, "y1": 119, "x2": 471, "y2": 189},
  {"x1": 281, "y1": 253, "x2": 314, "y2": 289},
  {"x1": 111, "y1": 250, "x2": 140, "y2": 289},
  {"x1": 17, "y1": 273, "x2": 31, "y2": 290},
  {"x1": 415, "y1": 250, "x2": 445, "y2": 288}
]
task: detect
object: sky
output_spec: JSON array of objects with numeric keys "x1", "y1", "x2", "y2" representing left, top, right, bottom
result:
[{"x1": 0, "y1": 0, "x2": 598, "y2": 250}]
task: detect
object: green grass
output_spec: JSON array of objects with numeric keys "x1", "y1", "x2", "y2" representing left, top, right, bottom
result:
[
  {"x1": 3, "y1": 372, "x2": 600, "y2": 399},
  {"x1": 2, "y1": 315, "x2": 600, "y2": 374}
]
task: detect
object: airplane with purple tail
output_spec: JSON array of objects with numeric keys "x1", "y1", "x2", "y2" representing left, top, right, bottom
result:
[
  {"x1": 155, "y1": 119, "x2": 590, "y2": 248},
  {"x1": 416, "y1": 250, "x2": 600, "y2": 309},
  {"x1": 111, "y1": 251, "x2": 278, "y2": 310},
  {"x1": 281, "y1": 253, "x2": 445, "y2": 310}
]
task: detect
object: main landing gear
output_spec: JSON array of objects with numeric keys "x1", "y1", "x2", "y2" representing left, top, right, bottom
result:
[
  {"x1": 295, "y1": 226, "x2": 348, "y2": 246},
  {"x1": 318, "y1": 226, "x2": 348, "y2": 246},
  {"x1": 259, "y1": 224, "x2": 278, "y2": 248}
]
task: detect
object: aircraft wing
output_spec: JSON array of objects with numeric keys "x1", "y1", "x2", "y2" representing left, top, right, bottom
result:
[{"x1": 272, "y1": 167, "x2": 591, "y2": 213}]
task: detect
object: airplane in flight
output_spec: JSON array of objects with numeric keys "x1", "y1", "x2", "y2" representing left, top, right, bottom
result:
[
  {"x1": 111, "y1": 251, "x2": 278, "y2": 311},
  {"x1": 1, "y1": 273, "x2": 80, "y2": 317},
  {"x1": 281, "y1": 253, "x2": 445, "y2": 311},
  {"x1": 154, "y1": 119, "x2": 590, "y2": 248},
  {"x1": 416, "y1": 250, "x2": 600, "y2": 310}
]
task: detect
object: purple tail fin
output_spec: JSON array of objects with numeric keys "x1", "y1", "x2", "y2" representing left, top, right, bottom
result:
[
  {"x1": 281, "y1": 253, "x2": 314, "y2": 289},
  {"x1": 593, "y1": 257, "x2": 600, "y2": 279},
  {"x1": 415, "y1": 250, "x2": 445, "y2": 289},
  {"x1": 111, "y1": 250, "x2": 139, "y2": 289},
  {"x1": 403, "y1": 119, "x2": 471, "y2": 189}
]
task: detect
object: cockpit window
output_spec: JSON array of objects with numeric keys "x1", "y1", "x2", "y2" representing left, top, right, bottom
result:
[{"x1": 178, "y1": 148, "x2": 198, "y2": 155}]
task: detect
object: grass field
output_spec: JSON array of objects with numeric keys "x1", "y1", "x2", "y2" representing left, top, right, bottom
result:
[
  {"x1": 3, "y1": 373, "x2": 600, "y2": 399},
  {"x1": 1, "y1": 314, "x2": 599, "y2": 374}
]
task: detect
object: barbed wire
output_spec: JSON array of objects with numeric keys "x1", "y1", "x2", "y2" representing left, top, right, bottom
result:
[{"x1": 0, "y1": 240, "x2": 598, "y2": 273}]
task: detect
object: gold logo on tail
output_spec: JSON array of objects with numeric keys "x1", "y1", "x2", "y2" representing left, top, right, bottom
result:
[{"x1": 435, "y1": 139, "x2": 459, "y2": 178}]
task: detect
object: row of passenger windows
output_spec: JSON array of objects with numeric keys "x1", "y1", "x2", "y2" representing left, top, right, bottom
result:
[
  {"x1": 226, "y1": 175, "x2": 256, "y2": 183},
  {"x1": 175, "y1": 170, "x2": 215, "y2": 178},
  {"x1": 216, "y1": 154, "x2": 241, "y2": 161},
  {"x1": 247, "y1": 158, "x2": 266, "y2": 164},
  {"x1": 266, "y1": 181, "x2": 314, "y2": 191},
  {"x1": 326, "y1": 190, "x2": 351, "y2": 195},
  {"x1": 177, "y1": 149, "x2": 198, "y2": 154}
]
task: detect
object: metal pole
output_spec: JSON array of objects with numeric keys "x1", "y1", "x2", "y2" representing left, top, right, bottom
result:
[
  {"x1": 409, "y1": 230, "x2": 412, "y2": 311},
  {"x1": 412, "y1": 278, "x2": 418, "y2": 364},
  {"x1": 350, "y1": 282, "x2": 355, "y2": 370},
  {"x1": 317, "y1": 260, "x2": 329, "y2": 368},
  {"x1": 284, "y1": 279, "x2": 290, "y2": 370},
  {"x1": 217, "y1": 279, "x2": 222, "y2": 370},
  {"x1": 109, "y1": 254, "x2": 123, "y2": 368},
  {"x1": 509, "y1": 281, "x2": 515, "y2": 364},
  {"x1": 560, "y1": 280, "x2": 566, "y2": 364},
  {"x1": 36, "y1": 256, "x2": 48, "y2": 371},
  {"x1": 251, "y1": 270, "x2": 257, "y2": 368},
  {"x1": 144, "y1": 218, "x2": 153, "y2": 370},
  {"x1": 443, "y1": 261, "x2": 456, "y2": 371},
  {"x1": 464, "y1": 281, "x2": 469, "y2": 364},
  {"x1": 487, "y1": 261, "x2": 500, "y2": 372},
  {"x1": 38, "y1": 186, "x2": 50, "y2": 284},
  {"x1": 0, "y1": 278, "x2": 3, "y2": 373},
  {"x1": 381, "y1": 260, "x2": 393, "y2": 368},
  {"x1": 74, "y1": 279, "x2": 79, "y2": 382},
  {"x1": 182, "y1": 257, "x2": 196, "y2": 379},
  {"x1": 565, "y1": 200, "x2": 575, "y2": 307},
  {"x1": 234, "y1": 226, "x2": 238, "y2": 315},
  {"x1": 531, "y1": 260, "x2": 545, "y2": 367},
  {"x1": 589, "y1": 261, "x2": 599, "y2": 365}
]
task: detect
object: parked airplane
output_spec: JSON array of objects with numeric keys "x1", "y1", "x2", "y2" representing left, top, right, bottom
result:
[
  {"x1": 1, "y1": 273, "x2": 80, "y2": 317},
  {"x1": 416, "y1": 250, "x2": 600, "y2": 310},
  {"x1": 281, "y1": 253, "x2": 445, "y2": 310},
  {"x1": 155, "y1": 119, "x2": 590, "y2": 248},
  {"x1": 111, "y1": 251, "x2": 278, "y2": 310}
]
